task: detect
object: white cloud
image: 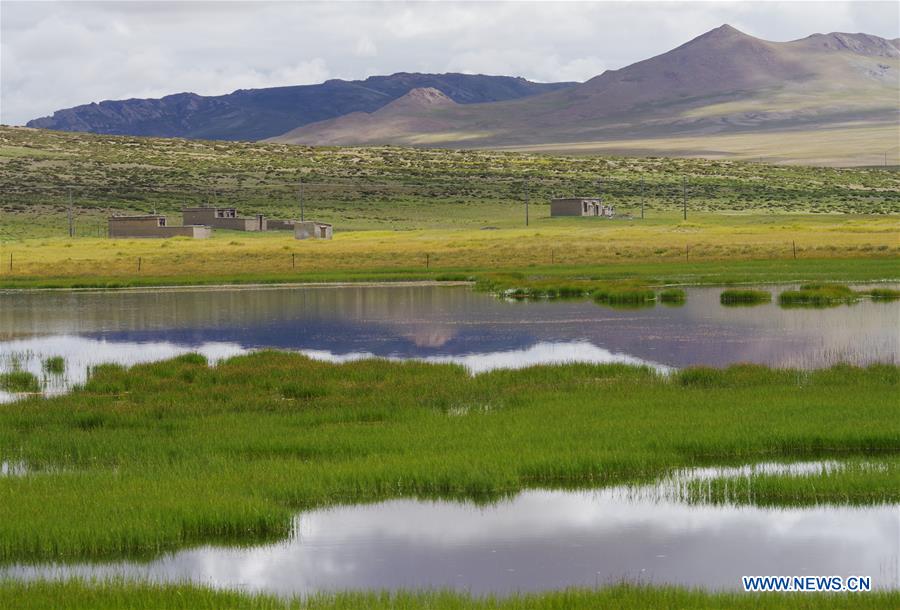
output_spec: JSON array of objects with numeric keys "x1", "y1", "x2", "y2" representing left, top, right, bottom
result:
[{"x1": 2, "y1": 1, "x2": 898, "y2": 125}]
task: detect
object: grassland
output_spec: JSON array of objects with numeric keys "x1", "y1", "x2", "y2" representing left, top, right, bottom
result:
[
  {"x1": 0, "y1": 353, "x2": 896, "y2": 563},
  {"x1": 1, "y1": 126, "x2": 897, "y2": 290},
  {"x1": 2, "y1": 126, "x2": 899, "y2": 238},
  {"x1": 2, "y1": 580, "x2": 898, "y2": 610}
]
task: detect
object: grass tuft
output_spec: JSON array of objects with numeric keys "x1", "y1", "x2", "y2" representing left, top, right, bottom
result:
[
  {"x1": 42, "y1": 356, "x2": 66, "y2": 375},
  {"x1": 719, "y1": 289, "x2": 771, "y2": 305},
  {"x1": 0, "y1": 371, "x2": 41, "y2": 393}
]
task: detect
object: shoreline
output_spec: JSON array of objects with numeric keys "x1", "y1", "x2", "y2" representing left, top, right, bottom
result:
[{"x1": 0, "y1": 279, "x2": 475, "y2": 295}]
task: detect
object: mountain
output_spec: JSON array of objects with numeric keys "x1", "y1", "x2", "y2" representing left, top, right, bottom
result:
[
  {"x1": 274, "y1": 25, "x2": 900, "y2": 159},
  {"x1": 26, "y1": 74, "x2": 575, "y2": 141}
]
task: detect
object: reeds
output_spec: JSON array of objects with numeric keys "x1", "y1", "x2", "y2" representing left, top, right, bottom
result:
[{"x1": 719, "y1": 289, "x2": 771, "y2": 305}]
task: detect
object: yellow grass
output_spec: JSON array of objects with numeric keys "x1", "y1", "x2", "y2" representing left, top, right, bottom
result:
[{"x1": 1, "y1": 213, "x2": 896, "y2": 282}]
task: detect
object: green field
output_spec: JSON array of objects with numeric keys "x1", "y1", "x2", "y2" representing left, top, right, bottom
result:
[
  {"x1": 2, "y1": 580, "x2": 898, "y2": 610},
  {"x1": 0, "y1": 354, "x2": 896, "y2": 562}
]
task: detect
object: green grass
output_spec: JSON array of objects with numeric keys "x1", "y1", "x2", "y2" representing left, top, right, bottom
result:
[
  {"x1": 0, "y1": 354, "x2": 896, "y2": 563},
  {"x1": 719, "y1": 289, "x2": 772, "y2": 305},
  {"x1": 0, "y1": 370, "x2": 41, "y2": 393},
  {"x1": 779, "y1": 283, "x2": 859, "y2": 307},
  {"x1": 593, "y1": 287, "x2": 656, "y2": 307},
  {"x1": 658, "y1": 288, "x2": 686, "y2": 304},
  {"x1": 2, "y1": 580, "x2": 898, "y2": 610},
  {"x1": 42, "y1": 356, "x2": 66, "y2": 375},
  {"x1": 866, "y1": 288, "x2": 900, "y2": 300}
]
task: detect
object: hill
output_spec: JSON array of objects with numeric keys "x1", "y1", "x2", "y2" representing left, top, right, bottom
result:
[
  {"x1": 25, "y1": 74, "x2": 575, "y2": 141},
  {"x1": 275, "y1": 26, "x2": 900, "y2": 165}
]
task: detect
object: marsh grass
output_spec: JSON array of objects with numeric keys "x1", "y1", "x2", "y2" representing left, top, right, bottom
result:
[
  {"x1": 593, "y1": 287, "x2": 656, "y2": 306},
  {"x1": 2, "y1": 580, "x2": 899, "y2": 610},
  {"x1": 864, "y1": 288, "x2": 900, "y2": 301},
  {"x1": 779, "y1": 283, "x2": 859, "y2": 307},
  {"x1": 0, "y1": 371, "x2": 41, "y2": 393},
  {"x1": 0, "y1": 353, "x2": 896, "y2": 563},
  {"x1": 719, "y1": 289, "x2": 772, "y2": 306},
  {"x1": 658, "y1": 288, "x2": 686, "y2": 305},
  {"x1": 42, "y1": 357, "x2": 66, "y2": 375}
]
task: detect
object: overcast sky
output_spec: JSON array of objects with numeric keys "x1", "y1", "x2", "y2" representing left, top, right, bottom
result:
[{"x1": 2, "y1": 1, "x2": 898, "y2": 125}]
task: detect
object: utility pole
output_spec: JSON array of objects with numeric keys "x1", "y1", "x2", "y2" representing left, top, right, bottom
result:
[
  {"x1": 640, "y1": 175, "x2": 645, "y2": 220},
  {"x1": 298, "y1": 178, "x2": 305, "y2": 222},
  {"x1": 524, "y1": 178, "x2": 529, "y2": 227},
  {"x1": 67, "y1": 188, "x2": 74, "y2": 238},
  {"x1": 682, "y1": 176, "x2": 687, "y2": 221}
]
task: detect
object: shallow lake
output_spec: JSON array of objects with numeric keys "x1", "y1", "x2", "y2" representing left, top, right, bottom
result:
[
  {"x1": 1, "y1": 283, "x2": 897, "y2": 401},
  {"x1": 2, "y1": 462, "x2": 897, "y2": 594}
]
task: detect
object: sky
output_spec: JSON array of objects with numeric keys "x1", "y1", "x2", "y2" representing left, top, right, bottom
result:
[{"x1": 2, "y1": 1, "x2": 898, "y2": 126}]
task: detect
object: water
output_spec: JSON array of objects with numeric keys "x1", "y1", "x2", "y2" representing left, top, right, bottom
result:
[
  {"x1": 3, "y1": 462, "x2": 897, "y2": 594},
  {"x1": 1, "y1": 283, "x2": 897, "y2": 401}
]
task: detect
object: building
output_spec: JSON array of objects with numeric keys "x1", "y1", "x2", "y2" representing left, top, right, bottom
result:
[
  {"x1": 266, "y1": 219, "x2": 298, "y2": 231},
  {"x1": 294, "y1": 221, "x2": 333, "y2": 240},
  {"x1": 182, "y1": 207, "x2": 267, "y2": 231},
  {"x1": 108, "y1": 215, "x2": 211, "y2": 239},
  {"x1": 550, "y1": 198, "x2": 614, "y2": 218}
]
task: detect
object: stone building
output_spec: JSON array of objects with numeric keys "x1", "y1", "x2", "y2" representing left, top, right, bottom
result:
[
  {"x1": 182, "y1": 207, "x2": 266, "y2": 231},
  {"x1": 294, "y1": 221, "x2": 333, "y2": 240},
  {"x1": 108, "y1": 215, "x2": 211, "y2": 238},
  {"x1": 550, "y1": 198, "x2": 614, "y2": 218}
]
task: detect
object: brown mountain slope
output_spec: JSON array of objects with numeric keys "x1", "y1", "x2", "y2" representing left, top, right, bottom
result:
[{"x1": 273, "y1": 25, "x2": 900, "y2": 165}]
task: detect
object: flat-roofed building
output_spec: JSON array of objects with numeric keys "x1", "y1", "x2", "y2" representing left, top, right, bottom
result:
[
  {"x1": 108, "y1": 215, "x2": 211, "y2": 239},
  {"x1": 182, "y1": 207, "x2": 267, "y2": 231},
  {"x1": 550, "y1": 198, "x2": 614, "y2": 218},
  {"x1": 294, "y1": 221, "x2": 333, "y2": 240}
]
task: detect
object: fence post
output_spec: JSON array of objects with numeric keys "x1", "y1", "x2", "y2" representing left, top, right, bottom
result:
[
  {"x1": 292, "y1": 253, "x2": 296, "y2": 269},
  {"x1": 425, "y1": 253, "x2": 430, "y2": 270},
  {"x1": 792, "y1": 241, "x2": 797, "y2": 260},
  {"x1": 137, "y1": 257, "x2": 142, "y2": 272},
  {"x1": 685, "y1": 244, "x2": 690, "y2": 262}
]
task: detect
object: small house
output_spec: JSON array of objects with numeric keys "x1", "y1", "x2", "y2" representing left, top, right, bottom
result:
[
  {"x1": 108, "y1": 215, "x2": 211, "y2": 239},
  {"x1": 550, "y1": 198, "x2": 614, "y2": 218},
  {"x1": 182, "y1": 207, "x2": 266, "y2": 231},
  {"x1": 294, "y1": 221, "x2": 333, "y2": 240}
]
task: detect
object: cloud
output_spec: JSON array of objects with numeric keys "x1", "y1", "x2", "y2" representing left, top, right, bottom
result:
[{"x1": 2, "y1": 1, "x2": 898, "y2": 125}]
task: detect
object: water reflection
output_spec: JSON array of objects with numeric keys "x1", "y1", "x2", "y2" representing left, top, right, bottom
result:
[
  {"x1": 0, "y1": 284, "x2": 897, "y2": 400},
  {"x1": 3, "y1": 463, "x2": 897, "y2": 594}
]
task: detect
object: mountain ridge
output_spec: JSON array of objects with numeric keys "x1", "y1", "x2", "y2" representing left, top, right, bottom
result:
[
  {"x1": 26, "y1": 73, "x2": 575, "y2": 141},
  {"x1": 275, "y1": 25, "x2": 899, "y2": 152}
]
